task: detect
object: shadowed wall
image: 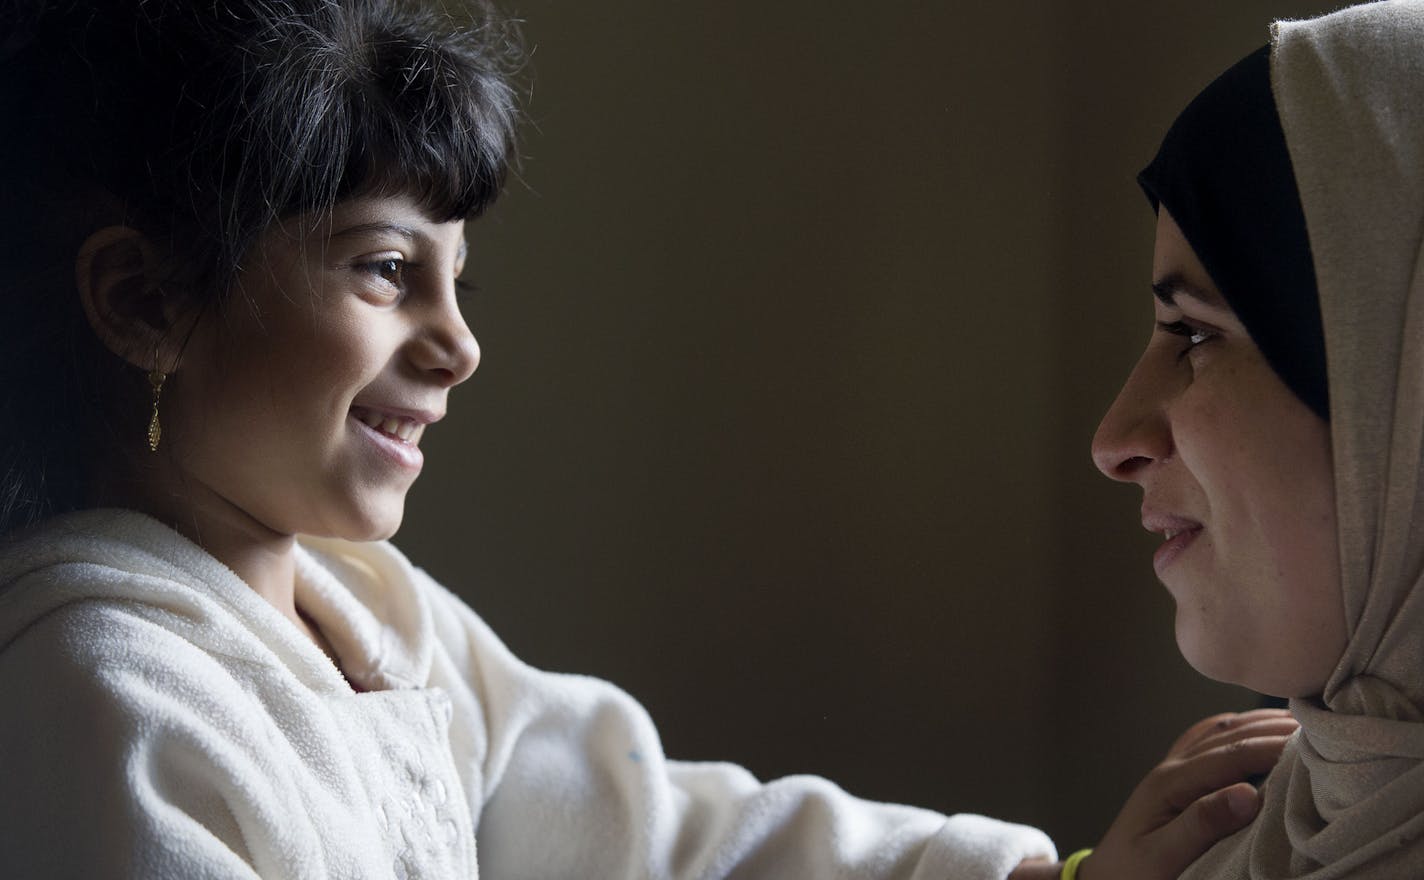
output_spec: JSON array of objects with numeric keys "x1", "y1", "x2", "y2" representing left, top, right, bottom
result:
[{"x1": 403, "y1": 0, "x2": 1342, "y2": 848}]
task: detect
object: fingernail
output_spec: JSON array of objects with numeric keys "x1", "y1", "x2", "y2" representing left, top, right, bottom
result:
[{"x1": 1228, "y1": 786, "x2": 1258, "y2": 820}]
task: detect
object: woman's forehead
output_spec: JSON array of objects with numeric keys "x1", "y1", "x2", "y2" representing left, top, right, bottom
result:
[{"x1": 1150, "y1": 210, "x2": 1227, "y2": 310}]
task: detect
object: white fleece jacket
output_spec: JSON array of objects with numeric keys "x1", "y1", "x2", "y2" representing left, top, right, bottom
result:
[{"x1": 0, "y1": 508, "x2": 1054, "y2": 879}]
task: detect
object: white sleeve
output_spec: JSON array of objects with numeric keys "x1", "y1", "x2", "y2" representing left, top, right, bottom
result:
[
  {"x1": 423, "y1": 577, "x2": 1056, "y2": 880},
  {"x1": 0, "y1": 604, "x2": 302, "y2": 880}
]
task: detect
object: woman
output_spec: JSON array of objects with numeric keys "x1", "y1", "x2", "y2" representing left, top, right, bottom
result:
[
  {"x1": 1093, "y1": 1, "x2": 1424, "y2": 876},
  {"x1": 0, "y1": 0, "x2": 1289, "y2": 877}
]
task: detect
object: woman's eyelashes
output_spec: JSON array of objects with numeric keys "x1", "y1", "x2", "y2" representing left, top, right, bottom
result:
[{"x1": 1157, "y1": 319, "x2": 1218, "y2": 360}]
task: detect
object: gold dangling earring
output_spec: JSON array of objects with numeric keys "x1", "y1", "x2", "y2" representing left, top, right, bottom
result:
[{"x1": 147, "y1": 368, "x2": 166, "y2": 452}]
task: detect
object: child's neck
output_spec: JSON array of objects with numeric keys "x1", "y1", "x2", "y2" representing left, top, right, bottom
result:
[{"x1": 90, "y1": 469, "x2": 314, "y2": 649}]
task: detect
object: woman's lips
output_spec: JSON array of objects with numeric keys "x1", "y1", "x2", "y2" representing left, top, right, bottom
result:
[
  {"x1": 1152, "y1": 525, "x2": 1203, "y2": 575},
  {"x1": 1142, "y1": 510, "x2": 1203, "y2": 576}
]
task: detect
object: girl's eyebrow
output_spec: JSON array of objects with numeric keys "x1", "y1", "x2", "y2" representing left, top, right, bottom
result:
[
  {"x1": 1151, "y1": 272, "x2": 1227, "y2": 308},
  {"x1": 330, "y1": 221, "x2": 419, "y2": 242},
  {"x1": 331, "y1": 222, "x2": 465, "y2": 261},
  {"x1": 330, "y1": 220, "x2": 466, "y2": 266}
]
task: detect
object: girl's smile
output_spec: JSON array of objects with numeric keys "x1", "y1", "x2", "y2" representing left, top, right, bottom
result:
[
  {"x1": 348, "y1": 405, "x2": 443, "y2": 472},
  {"x1": 135, "y1": 192, "x2": 478, "y2": 548}
]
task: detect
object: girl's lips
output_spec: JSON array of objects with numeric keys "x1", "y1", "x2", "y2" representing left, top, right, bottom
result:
[
  {"x1": 350, "y1": 413, "x2": 424, "y2": 471},
  {"x1": 349, "y1": 406, "x2": 428, "y2": 443},
  {"x1": 1153, "y1": 526, "x2": 1202, "y2": 575}
]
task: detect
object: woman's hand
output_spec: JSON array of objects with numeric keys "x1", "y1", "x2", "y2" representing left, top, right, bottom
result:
[{"x1": 1077, "y1": 708, "x2": 1298, "y2": 880}]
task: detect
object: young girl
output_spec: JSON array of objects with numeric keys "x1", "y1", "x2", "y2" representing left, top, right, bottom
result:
[
  {"x1": 1094, "y1": 1, "x2": 1424, "y2": 876},
  {"x1": 0, "y1": 1, "x2": 1290, "y2": 877}
]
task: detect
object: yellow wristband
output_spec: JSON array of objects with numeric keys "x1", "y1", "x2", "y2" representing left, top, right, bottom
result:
[{"x1": 1061, "y1": 849, "x2": 1093, "y2": 880}]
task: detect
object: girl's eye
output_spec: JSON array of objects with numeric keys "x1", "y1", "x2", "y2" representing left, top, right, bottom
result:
[
  {"x1": 455, "y1": 278, "x2": 479, "y2": 303},
  {"x1": 1158, "y1": 320, "x2": 1217, "y2": 360},
  {"x1": 376, "y1": 258, "x2": 404, "y2": 285},
  {"x1": 360, "y1": 257, "x2": 406, "y2": 290}
]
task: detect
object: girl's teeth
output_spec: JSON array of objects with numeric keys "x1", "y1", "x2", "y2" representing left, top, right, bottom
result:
[{"x1": 355, "y1": 409, "x2": 420, "y2": 444}]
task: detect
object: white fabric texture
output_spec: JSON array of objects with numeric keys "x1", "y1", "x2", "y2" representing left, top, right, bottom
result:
[
  {"x1": 0, "y1": 508, "x2": 1054, "y2": 879},
  {"x1": 1182, "y1": 2, "x2": 1424, "y2": 877}
]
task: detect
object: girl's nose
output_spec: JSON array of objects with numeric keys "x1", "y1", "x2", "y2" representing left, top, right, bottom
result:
[{"x1": 412, "y1": 292, "x2": 480, "y2": 387}]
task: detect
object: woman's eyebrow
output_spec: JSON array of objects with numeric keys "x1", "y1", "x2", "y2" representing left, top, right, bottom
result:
[{"x1": 1151, "y1": 272, "x2": 1226, "y2": 308}]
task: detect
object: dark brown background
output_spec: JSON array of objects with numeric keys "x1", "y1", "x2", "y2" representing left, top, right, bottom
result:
[{"x1": 405, "y1": 0, "x2": 1342, "y2": 849}]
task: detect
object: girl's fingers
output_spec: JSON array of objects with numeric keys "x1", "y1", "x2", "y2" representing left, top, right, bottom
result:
[
  {"x1": 1166, "y1": 713, "x2": 1244, "y2": 756},
  {"x1": 1173, "y1": 715, "x2": 1298, "y2": 762},
  {"x1": 1085, "y1": 713, "x2": 1293, "y2": 880},
  {"x1": 1146, "y1": 782, "x2": 1261, "y2": 878},
  {"x1": 1152, "y1": 735, "x2": 1293, "y2": 814},
  {"x1": 1166, "y1": 709, "x2": 1295, "y2": 758}
]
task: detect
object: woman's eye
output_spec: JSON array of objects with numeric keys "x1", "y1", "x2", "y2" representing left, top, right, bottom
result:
[{"x1": 1158, "y1": 320, "x2": 1217, "y2": 359}]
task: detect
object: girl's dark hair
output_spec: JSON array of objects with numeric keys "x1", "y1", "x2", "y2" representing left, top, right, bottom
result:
[{"x1": 0, "y1": 0, "x2": 521, "y2": 534}]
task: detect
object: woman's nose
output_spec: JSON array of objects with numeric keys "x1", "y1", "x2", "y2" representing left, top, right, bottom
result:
[{"x1": 1091, "y1": 352, "x2": 1174, "y2": 482}]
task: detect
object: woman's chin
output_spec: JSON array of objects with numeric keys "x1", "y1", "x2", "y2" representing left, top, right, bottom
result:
[
  {"x1": 1174, "y1": 622, "x2": 1324, "y2": 699},
  {"x1": 1174, "y1": 619, "x2": 1243, "y2": 687}
]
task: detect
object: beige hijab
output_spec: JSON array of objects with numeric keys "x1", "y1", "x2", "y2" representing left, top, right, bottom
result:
[{"x1": 1182, "y1": 2, "x2": 1424, "y2": 877}]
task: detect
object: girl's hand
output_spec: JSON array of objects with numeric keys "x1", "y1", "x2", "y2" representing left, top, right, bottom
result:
[{"x1": 1077, "y1": 708, "x2": 1298, "y2": 880}]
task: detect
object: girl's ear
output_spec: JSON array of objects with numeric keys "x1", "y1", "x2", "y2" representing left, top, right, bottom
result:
[{"x1": 74, "y1": 226, "x2": 186, "y2": 370}]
